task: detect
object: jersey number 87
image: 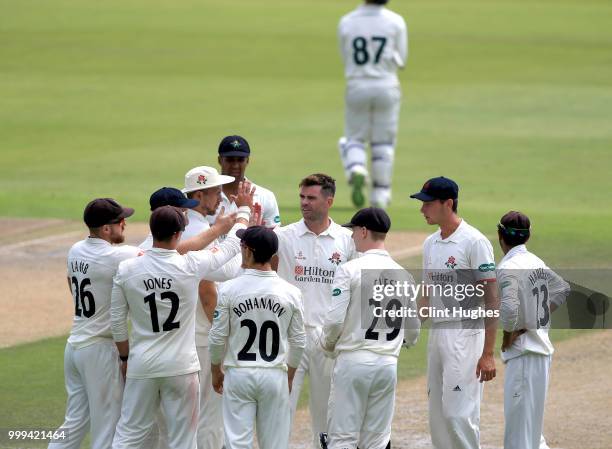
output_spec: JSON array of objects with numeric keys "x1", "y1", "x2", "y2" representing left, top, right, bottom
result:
[{"x1": 352, "y1": 36, "x2": 387, "y2": 65}]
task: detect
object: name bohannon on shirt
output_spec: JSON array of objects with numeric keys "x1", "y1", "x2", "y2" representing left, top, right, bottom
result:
[{"x1": 232, "y1": 297, "x2": 286, "y2": 318}]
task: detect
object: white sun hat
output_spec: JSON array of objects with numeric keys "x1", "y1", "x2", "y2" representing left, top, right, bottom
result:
[{"x1": 182, "y1": 166, "x2": 235, "y2": 194}]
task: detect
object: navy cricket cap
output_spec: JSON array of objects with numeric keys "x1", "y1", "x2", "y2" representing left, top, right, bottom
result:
[
  {"x1": 236, "y1": 226, "x2": 278, "y2": 260},
  {"x1": 218, "y1": 135, "x2": 250, "y2": 157},
  {"x1": 83, "y1": 198, "x2": 134, "y2": 228},
  {"x1": 410, "y1": 177, "x2": 459, "y2": 202},
  {"x1": 342, "y1": 207, "x2": 391, "y2": 233},
  {"x1": 149, "y1": 187, "x2": 199, "y2": 211}
]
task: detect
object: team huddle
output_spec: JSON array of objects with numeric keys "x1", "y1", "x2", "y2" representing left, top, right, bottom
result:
[{"x1": 49, "y1": 1, "x2": 570, "y2": 449}]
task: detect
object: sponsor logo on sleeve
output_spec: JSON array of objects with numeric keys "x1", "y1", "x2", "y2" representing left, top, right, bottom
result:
[
  {"x1": 478, "y1": 263, "x2": 496, "y2": 273},
  {"x1": 213, "y1": 310, "x2": 220, "y2": 320},
  {"x1": 332, "y1": 288, "x2": 341, "y2": 297},
  {"x1": 274, "y1": 215, "x2": 281, "y2": 223}
]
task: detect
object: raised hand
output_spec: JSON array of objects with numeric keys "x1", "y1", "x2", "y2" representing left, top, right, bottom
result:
[{"x1": 231, "y1": 181, "x2": 256, "y2": 209}]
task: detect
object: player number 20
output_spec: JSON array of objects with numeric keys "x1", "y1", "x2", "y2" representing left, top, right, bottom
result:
[
  {"x1": 71, "y1": 277, "x2": 96, "y2": 318},
  {"x1": 237, "y1": 319, "x2": 280, "y2": 362},
  {"x1": 352, "y1": 36, "x2": 387, "y2": 65}
]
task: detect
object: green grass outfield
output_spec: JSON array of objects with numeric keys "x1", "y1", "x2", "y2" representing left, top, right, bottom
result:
[
  {"x1": 1, "y1": 0, "x2": 611, "y2": 265},
  {"x1": 0, "y1": 329, "x2": 586, "y2": 448},
  {"x1": 0, "y1": 0, "x2": 611, "y2": 445}
]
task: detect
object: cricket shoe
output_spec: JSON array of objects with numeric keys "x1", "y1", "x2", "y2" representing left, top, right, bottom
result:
[{"x1": 349, "y1": 166, "x2": 368, "y2": 208}]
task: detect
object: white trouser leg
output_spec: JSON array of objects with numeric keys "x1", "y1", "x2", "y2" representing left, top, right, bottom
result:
[
  {"x1": 255, "y1": 369, "x2": 291, "y2": 449},
  {"x1": 429, "y1": 327, "x2": 484, "y2": 449},
  {"x1": 113, "y1": 378, "x2": 161, "y2": 449},
  {"x1": 160, "y1": 373, "x2": 200, "y2": 449},
  {"x1": 359, "y1": 360, "x2": 397, "y2": 449},
  {"x1": 48, "y1": 343, "x2": 90, "y2": 449},
  {"x1": 307, "y1": 331, "x2": 334, "y2": 448},
  {"x1": 428, "y1": 330, "x2": 453, "y2": 449},
  {"x1": 342, "y1": 140, "x2": 368, "y2": 181},
  {"x1": 223, "y1": 368, "x2": 257, "y2": 449},
  {"x1": 196, "y1": 346, "x2": 224, "y2": 449},
  {"x1": 289, "y1": 340, "x2": 309, "y2": 430},
  {"x1": 370, "y1": 143, "x2": 394, "y2": 207},
  {"x1": 504, "y1": 354, "x2": 551, "y2": 449}
]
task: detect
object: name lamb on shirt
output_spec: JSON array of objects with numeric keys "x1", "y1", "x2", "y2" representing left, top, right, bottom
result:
[{"x1": 233, "y1": 297, "x2": 286, "y2": 318}]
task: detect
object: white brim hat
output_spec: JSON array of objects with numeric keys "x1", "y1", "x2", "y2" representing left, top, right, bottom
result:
[{"x1": 182, "y1": 166, "x2": 235, "y2": 194}]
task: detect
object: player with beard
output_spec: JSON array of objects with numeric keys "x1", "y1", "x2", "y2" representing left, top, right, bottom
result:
[
  {"x1": 273, "y1": 174, "x2": 356, "y2": 448},
  {"x1": 49, "y1": 198, "x2": 141, "y2": 449}
]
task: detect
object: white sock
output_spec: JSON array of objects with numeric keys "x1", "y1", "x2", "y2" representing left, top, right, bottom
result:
[
  {"x1": 340, "y1": 138, "x2": 367, "y2": 180},
  {"x1": 370, "y1": 143, "x2": 394, "y2": 204}
]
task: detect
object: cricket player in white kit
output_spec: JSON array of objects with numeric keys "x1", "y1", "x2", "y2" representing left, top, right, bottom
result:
[
  {"x1": 337, "y1": 0, "x2": 408, "y2": 208},
  {"x1": 209, "y1": 226, "x2": 306, "y2": 449},
  {"x1": 181, "y1": 166, "x2": 243, "y2": 449},
  {"x1": 210, "y1": 135, "x2": 281, "y2": 230},
  {"x1": 273, "y1": 174, "x2": 356, "y2": 448},
  {"x1": 320, "y1": 208, "x2": 421, "y2": 449},
  {"x1": 410, "y1": 177, "x2": 499, "y2": 449},
  {"x1": 49, "y1": 199, "x2": 140, "y2": 449},
  {"x1": 140, "y1": 186, "x2": 231, "y2": 254},
  {"x1": 496, "y1": 211, "x2": 570, "y2": 449},
  {"x1": 110, "y1": 202, "x2": 251, "y2": 449}
]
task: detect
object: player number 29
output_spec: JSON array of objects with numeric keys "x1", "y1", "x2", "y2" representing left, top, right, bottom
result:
[
  {"x1": 352, "y1": 36, "x2": 387, "y2": 65},
  {"x1": 365, "y1": 297, "x2": 402, "y2": 341},
  {"x1": 71, "y1": 277, "x2": 96, "y2": 318}
]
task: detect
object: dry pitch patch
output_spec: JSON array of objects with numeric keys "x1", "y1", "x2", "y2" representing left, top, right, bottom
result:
[{"x1": 0, "y1": 217, "x2": 426, "y2": 348}]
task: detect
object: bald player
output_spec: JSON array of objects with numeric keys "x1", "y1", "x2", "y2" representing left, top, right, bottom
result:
[
  {"x1": 410, "y1": 177, "x2": 499, "y2": 449},
  {"x1": 209, "y1": 226, "x2": 306, "y2": 449},
  {"x1": 49, "y1": 199, "x2": 140, "y2": 449},
  {"x1": 274, "y1": 174, "x2": 356, "y2": 448},
  {"x1": 337, "y1": 0, "x2": 408, "y2": 208},
  {"x1": 496, "y1": 211, "x2": 570, "y2": 449},
  {"x1": 320, "y1": 208, "x2": 420, "y2": 449},
  {"x1": 110, "y1": 203, "x2": 251, "y2": 449}
]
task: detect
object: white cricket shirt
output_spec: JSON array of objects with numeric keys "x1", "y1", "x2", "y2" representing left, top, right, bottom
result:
[
  {"x1": 338, "y1": 4, "x2": 408, "y2": 84},
  {"x1": 182, "y1": 208, "x2": 242, "y2": 347},
  {"x1": 209, "y1": 178, "x2": 280, "y2": 230},
  {"x1": 208, "y1": 269, "x2": 306, "y2": 370},
  {"x1": 498, "y1": 245, "x2": 570, "y2": 361},
  {"x1": 422, "y1": 220, "x2": 496, "y2": 324},
  {"x1": 67, "y1": 238, "x2": 141, "y2": 349},
  {"x1": 110, "y1": 223, "x2": 244, "y2": 379},
  {"x1": 322, "y1": 249, "x2": 421, "y2": 357},
  {"x1": 275, "y1": 219, "x2": 357, "y2": 328}
]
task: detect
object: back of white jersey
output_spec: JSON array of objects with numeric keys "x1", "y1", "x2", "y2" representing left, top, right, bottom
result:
[
  {"x1": 327, "y1": 250, "x2": 420, "y2": 357},
  {"x1": 498, "y1": 245, "x2": 570, "y2": 361},
  {"x1": 338, "y1": 4, "x2": 408, "y2": 83},
  {"x1": 67, "y1": 238, "x2": 140, "y2": 348},
  {"x1": 212, "y1": 270, "x2": 305, "y2": 370}
]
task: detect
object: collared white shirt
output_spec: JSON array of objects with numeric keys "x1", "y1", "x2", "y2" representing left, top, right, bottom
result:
[
  {"x1": 338, "y1": 3, "x2": 408, "y2": 84},
  {"x1": 209, "y1": 178, "x2": 281, "y2": 230},
  {"x1": 110, "y1": 223, "x2": 245, "y2": 379},
  {"x1": 497, "y1": 245, "x2": 570, "y2": 361},
  {"x1": 67, "y1": 238, "x2": 141, "y2": 349},
  {"x1": 182, "y1": 208, "x2": 242, "y2": 347},
  {"x1": 275, "y1": 219, "x2": 357, "y2": 328},
  {"x1": 422, "y1": 220, "x2": 496, "y2": 323},
  {"x1": 322, "y1": 249, "x2": 420, "y2": 357},
  {"x1": 209, "y1": 269, "x2": 306, "y2": 371}
]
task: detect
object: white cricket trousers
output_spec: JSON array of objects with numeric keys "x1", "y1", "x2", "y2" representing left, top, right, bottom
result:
[
  {"x1": 504, "y1": 353, "x2": 551, "y2": 449},
  {"x1": 223, "y1": 367, "x2": 291, "y2": 449},
  {"x1": 427, "y1": 326, "x2": 485, "y2": 449},
  {"x1": 344, "y1": 81, "x2": 401, "y2": 144},
  {"x1": 48, "y1": 340, "x2": 123, "y2": 449},
  {"x1": 197, "y1": 345, "x2": 224, "y2": 449},
  {"x1": 327, "y1": 351, "x2": 397, "y2": 449},
  {"x1": 290, "y1": 327, "x2": 335, "y2": 448},
  {"x1": 112, "y1": 372, "x2": 200, "y2": 449}
]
